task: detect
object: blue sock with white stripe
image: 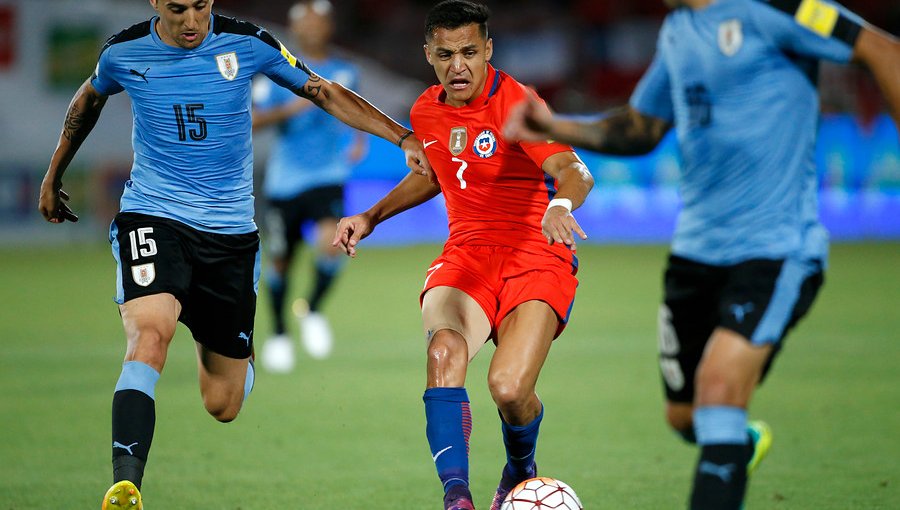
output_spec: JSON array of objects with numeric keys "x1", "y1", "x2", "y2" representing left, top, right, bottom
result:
[
  {"x1": 424, "y1": 387, "x2": 471, "y2": 494},
  {"x1": 690, "y1": 406, "x2": 751, "y2": 510},
  {"x1": 111, "y1": 361, "x2": 160, "y2": 489}
]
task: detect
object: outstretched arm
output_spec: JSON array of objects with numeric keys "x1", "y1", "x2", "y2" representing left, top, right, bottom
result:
[
  {"x1": 296, "y1": 74, "x2": 434, "y2": 182},
  {"x1": 504, "y1": 94, "x2": 671, "y2": 156},
  {"x1": 332, "y1": 172, "x2": 441, "y2": 258},
  {"x1": 39, "y1": 78, "x2": 108, "y2": 223},
  {"x1": 853, "y1": 25, "x2": 900, "y2": 130},
  {"x1": 540, "y1": 151, "x2": 594, "y2": 250}
]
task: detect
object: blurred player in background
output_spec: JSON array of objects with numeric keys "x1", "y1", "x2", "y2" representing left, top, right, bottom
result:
[
  {"x1": 37, "y1": 0, "x2": 430, "y2": 507},
  {"x1": 333, "y1": 2, "x2": 594, "y2": 509},
  {"x1": 252, "y1": 0, "x2": 367, "y2": 370},
  {"x1": 504, "y1": 0, "x2": 900, "y2": 508}
]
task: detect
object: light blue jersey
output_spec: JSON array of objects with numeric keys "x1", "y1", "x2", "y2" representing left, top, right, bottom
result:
[
  {"x1": 91, "y1": 14, "x2": 313, "y2": 234},
  {"x1": 630, "y1": 0, "x2": 863, "y2": 265},
  {"x1": 253, "y1": 57, "x2": 359, "y2": 200}
]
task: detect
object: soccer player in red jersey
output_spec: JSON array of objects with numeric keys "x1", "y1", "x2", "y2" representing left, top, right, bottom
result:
[{"x1": 333, "y1": 2, "x2": 594, "y2": 509}]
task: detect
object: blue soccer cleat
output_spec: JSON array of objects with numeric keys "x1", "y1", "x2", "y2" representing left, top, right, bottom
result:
[
  {"x1": 444, "y1": 484, "x2": 476, "y2": 510},
  {"x1": 489, "y1": 463, "x2": 537, "y2": 510}
]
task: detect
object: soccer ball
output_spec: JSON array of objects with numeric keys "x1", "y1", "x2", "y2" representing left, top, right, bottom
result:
[{"x1": 501, "y1": 477, "x2": 583, "y2": 510}]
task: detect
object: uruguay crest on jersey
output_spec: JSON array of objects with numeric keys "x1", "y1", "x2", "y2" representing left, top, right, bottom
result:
[
  {"x1": 473, "y1": 129, "x2": 497, "y2": 158},
  {"x1": 216, "y1": 51, "x2": 239, "y2": 80},
  {"x1": 718, "y1": 19, "x2": 743, "y2": 57}
]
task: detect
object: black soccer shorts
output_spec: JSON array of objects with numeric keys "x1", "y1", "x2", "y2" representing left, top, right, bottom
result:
[
  {"x1": 263, "y1": 184, "x2": 344, "y2": 259},
  {"x1": 658, "y1": 254, "x2": 824, "y2": 403},
  {"x1": 110, "y1": 212, "x2": 260, "y2": 359}
]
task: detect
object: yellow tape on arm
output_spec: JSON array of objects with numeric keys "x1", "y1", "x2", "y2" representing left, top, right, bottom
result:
[
  {"x1": 279, "y1": 43, "x2": 298, "y2": 67},
  {"x1": 795, "y1": 0, "x2": 839, "y2": 38}
]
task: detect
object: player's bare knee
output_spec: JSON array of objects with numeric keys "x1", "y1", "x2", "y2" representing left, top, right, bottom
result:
[
  {"x1": 203, "y1": 393, "x2": 242, "y2": 423},
  {"x1": 695, "y1": 362, "x2": 748, "y2": 406},
  {"x1": 127, "y1": 328, "x2": 173, "y2": 369},
  {"x1": 665, "y1": 402, "x2": 693, "y2": 432},
  {"x1": 426, "y1": 329, "x2": 468, "y2": 367},
  {"x1": 487, "y1": 373, "x2": 530, "y2": 412}
]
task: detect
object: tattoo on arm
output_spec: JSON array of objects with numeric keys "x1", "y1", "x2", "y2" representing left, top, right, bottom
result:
[
  {"x1": 62, "y1": 99, "x2": 103, "y2": 147},
  {"x1": 300, "y1": 73, "x2": 323, "y2": 99},
  {"x1": 592, "y1": 107, "x2": 670, "y2": 156}
]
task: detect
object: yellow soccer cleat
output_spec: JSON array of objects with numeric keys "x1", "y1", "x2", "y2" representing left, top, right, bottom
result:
[
  {"x1": 102, "y1": 480, "x2": 143, "y2": 509},
  {"x1": 746, "y1": 420, "x2": 773, "y2": 476}
]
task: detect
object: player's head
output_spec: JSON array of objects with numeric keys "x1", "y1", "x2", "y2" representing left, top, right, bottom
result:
[
  {"x1": 289, "y1": 0, "x2": 334, "y2": 54},
  {"x1": 149, "y1": 0, "x2": 213, "y2": 50},
  {"x1": 423, "y1": 0, "x2": 493, "y2": 107}
]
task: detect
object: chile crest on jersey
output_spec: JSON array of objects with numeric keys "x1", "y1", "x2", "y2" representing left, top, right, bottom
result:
[{"x1": 473, "y1": 129, "x2": 497, "y2": 158}]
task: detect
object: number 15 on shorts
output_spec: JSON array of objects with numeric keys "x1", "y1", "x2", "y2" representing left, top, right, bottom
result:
[{"x1": 129, "y1": 227, "x2": 158, "y2": 260}]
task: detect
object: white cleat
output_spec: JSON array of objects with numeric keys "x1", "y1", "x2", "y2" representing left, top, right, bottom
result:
[
  {"x1": 301, "y1": 312, "x2": 333, "y2": 360},
  {"x1": 260, "y1": 334, "x2": 296, "y2": 373}
]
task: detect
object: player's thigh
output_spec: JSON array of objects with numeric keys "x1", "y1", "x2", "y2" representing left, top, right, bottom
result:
[
  {"x1": 491, "y1": 300, "x2": 558, "y2": 391},
  {"x1": 195, "y1": 341, "x2": 250, "y2": 400},
  {"x1": 119, "y1": 293, "x2": 182, "y2": 370},
  {"x1": 314, "y1": 217, "x2": 343, "y2": 256},
  {"x1": 422, "y1": 285, "x2": 492, "y2": 361},
  {"x1": 111, "y1": 212, "x2": 193, "y2": 368},
  {"x1": 658, "y1": 255, "x2": 723, "y2": 405},
  {"x1": 695, "y1": 327, "x2": 773, "y2": 407},
  {"x1": 717, "y1": 257, "x2": 824, "y2": 382},
  {"x1": 182, "y1": 231, "x2": 261, "y2": 360}
]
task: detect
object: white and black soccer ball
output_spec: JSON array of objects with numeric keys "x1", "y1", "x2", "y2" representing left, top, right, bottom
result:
[{"x1": 501, "y1": 477, "x2": 583, "y2": 510}]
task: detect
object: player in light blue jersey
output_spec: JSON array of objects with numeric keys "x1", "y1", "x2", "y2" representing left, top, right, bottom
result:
[
  {"x1": 37, "y1": 0, "x2": 431, "y2": 507},
  {"x1": 504, "y1": 1, "x2": 900, "y2": 508},
  {"x1": 252, "y1": 0, "x2": 367, "y2": 371}
]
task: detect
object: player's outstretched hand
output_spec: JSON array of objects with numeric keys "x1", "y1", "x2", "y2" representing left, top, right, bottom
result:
[
  {"x1": 542, "y1": 204, "x2": 586, "y2": 251},
  {"x1": 38, "y1": 177, "x2": 79, "y2": 224},
  {"x1": 504, "y1": 93, "x2": 553, "y2": 143},
  {"x1": 332, "y1": 213, "x2": 374, "y2": 258},
  {"x1": 402, "y1": 135, "x2": 437, "y2": 185}
]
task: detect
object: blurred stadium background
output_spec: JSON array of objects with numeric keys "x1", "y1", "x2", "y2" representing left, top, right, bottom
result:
[{"x1": 0, "y1": 0, "x2": 898, "y2": 508}]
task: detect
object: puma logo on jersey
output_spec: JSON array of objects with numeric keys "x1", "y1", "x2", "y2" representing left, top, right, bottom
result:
[{"x1": 129, "y1": 68, "x2": 150, "y2": 83}]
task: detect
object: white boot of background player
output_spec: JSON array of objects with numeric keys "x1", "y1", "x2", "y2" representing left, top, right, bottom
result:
[
  {"x1": 301, "y1": 312, "x2": 333, "y2": 359},
  {"x1": 261, "y1": 334, "x2": 295, "y2": 373}
]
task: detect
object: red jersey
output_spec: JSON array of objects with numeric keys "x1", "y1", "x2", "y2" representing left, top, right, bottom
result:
[{"x1": 411, "y1": 65, "x2": 575, "y2": 262}]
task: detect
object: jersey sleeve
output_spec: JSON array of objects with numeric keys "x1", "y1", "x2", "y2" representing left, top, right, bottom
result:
[
  {"x1": 249, "y1": 31, "x2": 313, "y2": 94},
  {"x1": 629, "y1": 48, "x2": 674, "y2": 122},
  {"x1": 90, "y1": 46, "x2": 124, "y2": 96},
  {"x1": 750, "y1": 0, "x2": 863, "y2": 63}
]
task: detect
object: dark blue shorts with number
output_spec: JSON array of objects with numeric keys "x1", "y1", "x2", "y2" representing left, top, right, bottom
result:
[
  {"x1": 109, "y1": 212, "x2": 260, "y2": 359},
  {"x1": 658, "y1": 254, "x2": 824, "y2": 403}
]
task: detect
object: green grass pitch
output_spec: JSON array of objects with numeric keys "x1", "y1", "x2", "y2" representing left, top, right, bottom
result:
[{"x1": 0, "y1": 242, "x2": 897, "y2": 508}]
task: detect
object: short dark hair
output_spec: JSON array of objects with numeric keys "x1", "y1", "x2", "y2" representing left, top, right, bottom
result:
[{"x1": 424, "y1": 0, "x2": 491, "y2": 42}]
